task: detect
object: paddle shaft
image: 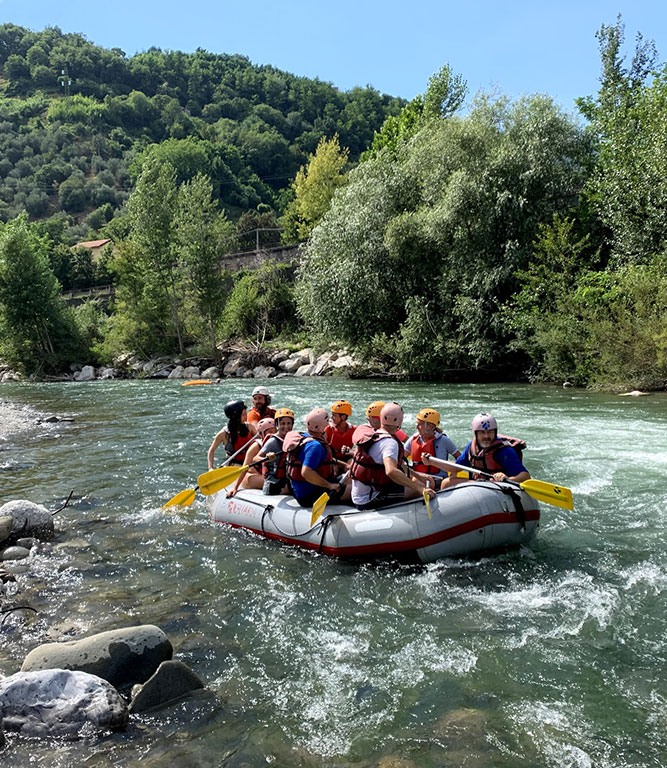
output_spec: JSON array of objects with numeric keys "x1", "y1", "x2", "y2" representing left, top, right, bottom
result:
[{"x1": 221, "y1": 434, "x2": 260, "y2": 467}]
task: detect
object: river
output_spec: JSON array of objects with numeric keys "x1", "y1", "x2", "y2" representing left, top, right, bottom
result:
[{"x1": 1, "y1": 380, "x2": 666, "y2": 767}]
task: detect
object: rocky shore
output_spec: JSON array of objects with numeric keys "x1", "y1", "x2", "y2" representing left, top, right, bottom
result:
[
  {"x1": 0, "y1": 499, "x2": 207, "y2": 747},
  {"x1": 0, "y1": 345, "x2": 391, "y2": 384}
]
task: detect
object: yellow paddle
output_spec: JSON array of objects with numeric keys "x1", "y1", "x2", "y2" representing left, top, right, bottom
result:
[
  {"x1": 431, "y1": 458, "x2": 574, "y2": 510},
  {"x1": 422, "y1": 489, "x2": 432, "y2": 519},
  {"x1": 310, "y1": 492, "x2": 330, "y2": 526},
  {"x1": 163, "y1": 487, "x2": 198, "y2": 508}
]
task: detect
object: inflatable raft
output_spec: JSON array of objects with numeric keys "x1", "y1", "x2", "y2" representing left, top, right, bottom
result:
[{"x1": 207, "y1": 480, "x2": 539, "y2": 563}]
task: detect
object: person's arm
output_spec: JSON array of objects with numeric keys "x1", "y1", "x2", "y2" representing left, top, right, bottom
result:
[
  {"x1": 491, "y1": 447, "x2": 530, "y2": 484},
  {"x1": 300, "y1": 442, "x2": 340, "y2": 493},
  {"x1": 227, "y1": 441, "x2": 261, "y2": 497},
  {"x1": 207, "y1": 429, "x2": 227, "y2": 470},
  {"x1": 383, "y1": 456, "x2": 435, "y2": 498}
]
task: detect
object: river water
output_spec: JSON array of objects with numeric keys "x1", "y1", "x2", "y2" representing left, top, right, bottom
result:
[{"x1": 0, "y1": 380, "x2": 666, "y2": 767}]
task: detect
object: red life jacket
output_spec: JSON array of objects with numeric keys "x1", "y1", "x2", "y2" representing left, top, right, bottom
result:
[
  {"x1": 324, "y1": 422, "x2": 356, "y2": 461},
  {"x1": 349, "y1": 426, "x2": 406, "y2": 490},
  {"x1": 225, "y1": 431, "x2": 256, "y2": 464},
  {"x1": 261, "y1": 435, "x2": 287, "y2": 481},
  {"x1": 410, "y1": 434, "x2": 440, "y2": 475},
  {"x1": 466, "y1": 434, "x2": 527, "y2": 474},
  {"x1": 285, "y1": 432, "x2": 336, "y2": 484}
]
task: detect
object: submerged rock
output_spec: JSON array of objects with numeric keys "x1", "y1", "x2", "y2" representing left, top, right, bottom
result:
[
  {"x1": 1, "y1": 545, "x2": 30, "y2": 561},
  {"x1": 21, "y1": 624, "x2": 173, "y2": 689},
  {"x1": 0, "y1": 669, "x2": 128, "y2": 738},
  {"x1": 128, "y1": 660, "x2": 205, "y2": 713},
  {"x1": 0, "y1": 500, "x2": 54, "y2": 541}
]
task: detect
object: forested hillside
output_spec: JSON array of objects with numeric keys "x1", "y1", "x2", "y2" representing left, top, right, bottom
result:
[{"x1": 0, "y1": 23, "x2": 403, "y2": 242}]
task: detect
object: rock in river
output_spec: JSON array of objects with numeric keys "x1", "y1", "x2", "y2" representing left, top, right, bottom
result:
[
  {"x1": 21, "y1": 624, "x2": 173, "y2": 689},
  {"x1": 129, "y1": 660, "x2": 205, "y2": 713},
  {"x1": 0, "y1": 669, "x2": 128, "y2": 738},
  {"x1": 0, "y1": 500, "x2": 54, "y2": 540}
]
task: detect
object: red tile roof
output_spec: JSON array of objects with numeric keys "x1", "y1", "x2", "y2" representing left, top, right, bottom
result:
[{"x1": 73, "y1": 239, "x2": 112, "y2": 249}]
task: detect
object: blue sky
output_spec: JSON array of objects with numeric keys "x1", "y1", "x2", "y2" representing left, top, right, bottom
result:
[{"x1": 3, "y1": 1, "x2": 666, "y2": 112}]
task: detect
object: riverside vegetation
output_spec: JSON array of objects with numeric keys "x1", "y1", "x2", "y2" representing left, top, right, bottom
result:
[{"x1": 0, "y1": 18, "x2": 666, "y2": 391}]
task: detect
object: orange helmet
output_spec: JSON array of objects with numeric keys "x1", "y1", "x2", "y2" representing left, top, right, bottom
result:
[
  {"x1": 331, "y1": 400, "x2": 352, "y2": 416},
  {"x1": 417, "y1": 408, "x2": 440, "y2": 427},
  {"x1": 274, "y1": 408, "x2": 295, "y2": 421},
  {"x1": 366, "y1": 401, "x2": 386, "y2": 419}
]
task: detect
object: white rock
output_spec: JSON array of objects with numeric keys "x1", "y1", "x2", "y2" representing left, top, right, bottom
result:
[
  {"x1": 295, "y1": 363, "x2": 316, "y2": 377},
  {"x1": 0, "y1": 500, "x2": 54, "y2": 540},
  {"x1": 97, "y1": 367, "x2": 118, "y2": 380},
  {"x1": 332, "y1": 355, "x2": 355, "y2": 369},
  {"x1": 167, "y1": 365, "x2": 185, "y2": 379},
  {"x1": 0, "y1": 669, "x2": 128, "y2": 738},
  {"x1": 279, "y1": 357, "x2": 302, "y2": 373},
  {"x1": 74, "y1": 365, "x2": 96, "y2": 381}
]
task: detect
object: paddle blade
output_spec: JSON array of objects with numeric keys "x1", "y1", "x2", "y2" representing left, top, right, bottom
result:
[
  {"x1": 198, "y1": 465, "x2": 247, "y2": 495},
  {"x1": 310, "y1": 493, "x2": 330, "y2": 527},
  {"x1": 162, "y1": 488, "x2": 197, "y2": 508},
  {"x1": 520, "y1": 479, "x2": 573, "y2": 510},
  {"x1": 422, "y1": 489, "x2": 432, "y2": 520}
]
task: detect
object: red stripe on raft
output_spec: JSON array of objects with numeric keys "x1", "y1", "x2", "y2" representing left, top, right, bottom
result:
[{"x1": 212, "y1": 509, "x2": 540, "y2": 557}]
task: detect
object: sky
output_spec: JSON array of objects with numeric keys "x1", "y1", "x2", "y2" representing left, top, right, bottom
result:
[{"x1": 2, "y1": 1, "x2": 667, "y2": 112}]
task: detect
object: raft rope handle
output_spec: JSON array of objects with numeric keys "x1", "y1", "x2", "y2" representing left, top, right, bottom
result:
[{"x1": 260, "y1": 504, "x2": 364, "y2": 539}]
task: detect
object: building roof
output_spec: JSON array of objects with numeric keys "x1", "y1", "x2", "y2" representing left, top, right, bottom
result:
[{"x1": 73, "y1": 239, "x2": 112, "y2": 249}]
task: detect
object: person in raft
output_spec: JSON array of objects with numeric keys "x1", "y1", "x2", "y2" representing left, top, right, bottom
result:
[
  {"x1": 424, "y1": 412, "x2": 530, "y2": 488},
  {"x1": 226, "y1": 417, "x2": 277, "y2": 497},
  {"x1": 365, "y1": 401, "x2": 408, "y2": 442},
  {"x1": 285, "y1": 407, "x2": 352, "y2": 506},
  {"x1": 257, "y1": 407, "x2": 295, "y2": 496},
  {"x1": 247, "y1": 386, "x2": 275, "y2": 424},
  {"x1": 207, "y1": 399, "x2": 258, "y2": 470},
  {"x1": 350, "y1": 402, "x2": 436, "y2": 510},
  {"x1": 404, "y1": 408, "x2": 461, "y2": 479},
  {"x1": 324, "y1": 400, "x2": 356, "y2": 462}
]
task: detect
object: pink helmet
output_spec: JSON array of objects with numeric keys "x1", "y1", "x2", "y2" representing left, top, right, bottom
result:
[
  {"x1": 305, "y1": 407, "x2": 329, "y2": 435},
  {"x1": 472, "y1": 412, "x2": 497, "y2": 431},
  {"x1": 257, "y1": 417, "x2": 276, "y2": 435},
  {"x1": 380, "y1": 402, "x2": 404, "y2": 428}
]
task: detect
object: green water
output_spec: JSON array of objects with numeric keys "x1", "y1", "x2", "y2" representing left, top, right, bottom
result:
[{"x1": 1, "y1": 380, "x2": 666, "y2": 767}]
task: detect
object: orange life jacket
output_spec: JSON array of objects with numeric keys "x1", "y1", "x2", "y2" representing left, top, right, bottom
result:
[
  {"x1": 410, "y1": 434, "x2": 440, "y2": 475},
  {"x1": 324, "y1": 422, "x2": 356, "y2": 461}
]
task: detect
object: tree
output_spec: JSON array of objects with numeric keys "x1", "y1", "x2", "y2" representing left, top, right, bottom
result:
[
  {"x1": 281, "y1": 134, "x2": 349, "y2": 243},
  {"x1": 0, "y1": 214, "x2": 81, "y2": 371},
  {"x1": 174, "y1": 174, "x2": 235, "y2": 353}
]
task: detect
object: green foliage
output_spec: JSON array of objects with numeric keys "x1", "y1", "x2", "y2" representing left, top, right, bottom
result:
[
  {"x1": 221, "y1": 262, "x2": 298, "y2": 341},
  {"x1": 297, "y1": 93, "x2": 590, "y2": 376},
  {"x1": 0, "y1": 214, "x2": 83, "y2": 371},
  {"x1": 281, "y1": 134, "x2": 349, "y2": 243}
]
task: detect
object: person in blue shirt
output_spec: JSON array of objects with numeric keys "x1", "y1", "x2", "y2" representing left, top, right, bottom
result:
[
  {"x1": 287, "y1": 408, "x2": 351, "y2": 506},
  {"x1": 423, "y1": 412, "x2": 530, "y2": 489}
]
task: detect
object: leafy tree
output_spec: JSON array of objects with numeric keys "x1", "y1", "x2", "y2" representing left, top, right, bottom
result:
[
  {"x1": 281, "y1": 134, "x2": 349, "y2": 243},
  {"x1": 0, "y1": 214, "x2": 81, "y2": 371}
]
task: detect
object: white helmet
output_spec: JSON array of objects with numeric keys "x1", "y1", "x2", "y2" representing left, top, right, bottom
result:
[{"x1": 252, "y1": 386, "x2": 270, "y2": 397}]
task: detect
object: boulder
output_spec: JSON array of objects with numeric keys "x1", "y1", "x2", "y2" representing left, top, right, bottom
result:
[
  {"x1": 269, "y1": 349, "x2": 290, "y2": 366},
  {"x1": 1, "y1": 546, "x2": 30, "y2": 561},
  {"x1": 15, "y1": 537, "x2": 37, "y2": 549},
  {"x1": 313, "y1": 355, "x2": 335, "y2": 376},
  {"x1": 128, "y1": 660, "x2": 205, "y2": 713},
  {"x1": 222, "y1": 356, "x2": 244, "y2": 377},
  {"x1": 241, "y1": 368, "x2": 254, "y2": 378},
  {"x1": 0, "y1": 500, "x2": 54, "y2": 541},
  {"x1": 278, "y1": 357, "x2": 302, "y2": 374},
  {"x1": 167, "y1": 365, "x2": 185, "y2": 380},
  {"x1": 295, "y1": 363, "x2": 316, "y2": 377},
  {"x1": 0, "y1": 669, "x2": 128, "y2": 738},
  {"x1": 97, "y1": 367, "x2": 119, "y2": 380},
  {"x1": 332, "y1": 355, "x2": 356, "y2": 369},
  {"x1": 74, "y1": 365, "x2": 96, "y2": 382},
  {"x1": 182, "y1": 366, "x2": 200, "y2": 379},
  {"x1": 149, "y1": 367, "x2": 171, "y2": 379},
  {"x1": 201, "y1": 366, "x2": 220, "y2": 379},
  {"x1": 0, "y1": 515, "x2": 12, "y2": 544},
  {"x1": 21, "y1": 624, "x2": 173, "y2": 689},
  {"x1": 252, "y1": 365, "x2": 277, "y2": 378}
]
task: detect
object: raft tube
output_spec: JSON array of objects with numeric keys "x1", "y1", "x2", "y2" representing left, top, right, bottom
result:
[{"x1": 207, "y1": 480, "x2": 539, "y2": 563}]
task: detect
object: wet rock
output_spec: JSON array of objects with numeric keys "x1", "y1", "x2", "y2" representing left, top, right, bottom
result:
[
  {"x1": 269, "y1": 349, "x2": 289, "y2": 366},
  {"x1": 0, "y1": 669, "x2": 128, "y2": 738},
  {"x1": 0, "y1": 516, "x2": 12, "y2": 544},
  {"x1": 0, "y1": 567, "x2": 16, "y2": 583},
  {"x1": 2, "y1": 561, "x2": 28, "y2": 575},
  {"x1": 1, "y1": 546, "x2": 30, "y2": 561},
  {"x1": 241, "y1": 368, "x2": 253, "y2": 378},
  {"x1": 252, "y1": 365, "x2": 277, "y2": 378},
  {"x1": 182, "y1": 366, "x2": 200, "y2": 379},
  {"x1": 562, "y1": 381, "x2": 574, "y2": 388},
  {"x1": 434, "y1": 707, "x2": 488, "y2": 744},
  {"x1": 149, "y1": 367, "x2": 172, "y2": 379},
  {"x1": 128, "y1": 660, "x2": 205, "y2": 713},
  {"x1": 15, "y1": 537, "x2": 37, "y2": 549},
  {"x1": 21, "y1": 624, "x2": 173, "y2": 689},
  {"x1": 0, "y1": 500, "x2": 54, "y2": 540},
  {"x1": 376, "y1": 757, "x2": 418, "y2": 768},
  {"x1": 74, "y1": 365, "x2": 96, "y2": 382},
  {"x1": 278, "y1": 357, "x2": 301, "y2": 374},
  {"x1": 168, "y1": 365, "x2": 185, "y2": 379},
  {"x1": 295, "y1": 363, "x2": 316, "y2": 377},
  {"x1": 201, "y1": 366, "x2": 220, "y2": 379},
  {"x1": 223, "y1": 355, "x2": 244, "y2": 376}
]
